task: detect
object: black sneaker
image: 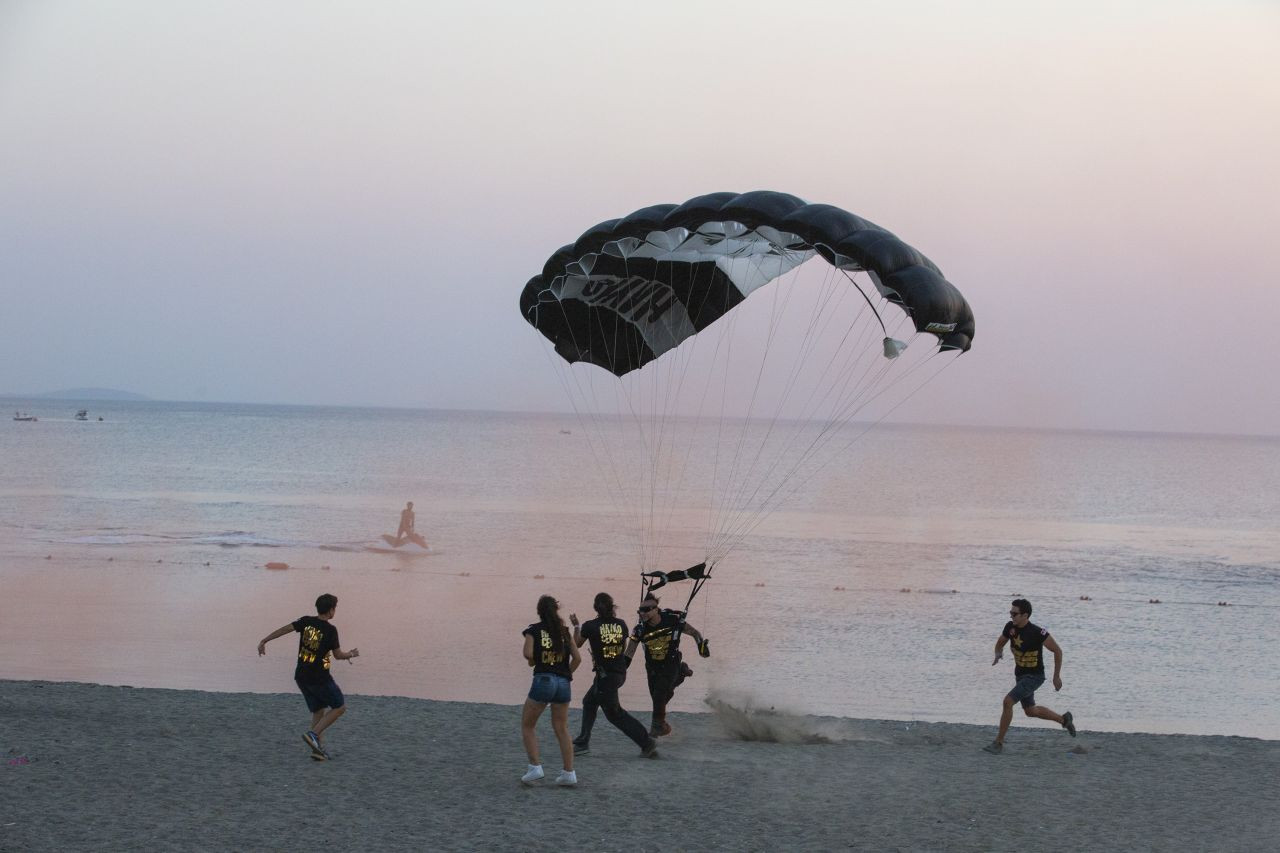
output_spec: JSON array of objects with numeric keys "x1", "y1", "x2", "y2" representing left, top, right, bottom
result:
[
  {"x1": 649, "y1": 720, "x2": 672, "y2": 738},
  {"x1": 641, "y1": 740, "x2": 659, "y2": 759},
  {"x1": 982, "y1": 741, "x2": 1003, "y2": 755},
  {"x1": 573, "y1": 740, "x2": 590, "y2": 755},
  {"x1": 303, "y1": 730, "x2": 327, "y2": 759},
  {"x1": 1062, "y1": 711, "x2": 1076, "y2": 737}
]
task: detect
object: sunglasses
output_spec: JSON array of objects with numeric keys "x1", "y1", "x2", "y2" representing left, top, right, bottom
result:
[
  {"x1": 638, "y1": 604, "x2": 656, "y2": 613},
  {"x1": 1009, "y1": 611, "x2": 1023, "y2": 617}
]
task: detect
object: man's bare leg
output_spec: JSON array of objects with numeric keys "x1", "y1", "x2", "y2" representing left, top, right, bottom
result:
[
  {"x1": 1024, "y1": 704, "x2": 1064, "y2": 725},
  {"x1": 995, "y1": 695, "x2": 1015, "y2": 744},
  {"x1": 312, "y1": 705, "x2": 346, "y2": 737}
]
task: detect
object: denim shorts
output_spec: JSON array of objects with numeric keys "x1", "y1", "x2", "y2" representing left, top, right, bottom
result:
[
  {"x1": 296, "y1": 675, "x2": 345, "y2": 713},
  {"x1": 528, "y1": 672, "x2": 571, "y2": 705},
  {"x1": 1008, "y1": 674, "x2": 1045, "y2": 709}
]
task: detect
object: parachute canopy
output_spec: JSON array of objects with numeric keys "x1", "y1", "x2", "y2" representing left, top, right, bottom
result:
[
  {"x1": 521, "y1": 191, "x2": 973, "y2": 377},
  {"x1": 519, "y1": 190, "x2": 975, "y2": 582}
]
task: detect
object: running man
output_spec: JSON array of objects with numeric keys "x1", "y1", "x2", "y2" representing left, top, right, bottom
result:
[
  {"x1": 624, "y1": 593, "x2": 709, "y2": 738},
  {"x1": 570, "y1": 592, "x2": 658, "y2": 758},
  {"x1": 984, "y1": 598, "x2": 1076, "y2": 754},
  {"x1": 258, "y1": 593, "x2": 360, "y2": 760}
]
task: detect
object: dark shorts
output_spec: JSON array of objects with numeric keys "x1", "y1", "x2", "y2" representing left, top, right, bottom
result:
[
  {"x1": 296, "y1": 675, "x2": 345, "y2": 713},
  {"x1": 528, "y1": 672, "x2": 571, "y2": 705},
  {"x1": 1008, "y1": 674, "x2": 1045, "y2": 709}
]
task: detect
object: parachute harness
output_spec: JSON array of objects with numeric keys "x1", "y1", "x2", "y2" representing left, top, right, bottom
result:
[{"x1": 639, "y1": 560, "x2": 713, "y2": 649}]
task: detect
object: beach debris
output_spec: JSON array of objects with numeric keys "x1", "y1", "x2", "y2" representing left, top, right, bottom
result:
[
  {"x1": 1148, "y1": 598, "x2": 1162, "y2": 604},
  {"x1": 833, "y1": 585, "x2": 846, "y2": 591},
  {"x1": 264, "y1": 561, "x2": 289, "y2": 570},
  {"x1": 1079, "y1": 595, "x2": 1092, "y2": 600},
  {"x1": 899, "y1": 587, "x2": 911, "y2": 593},
  {"x1": 1068, "y1": 745, "x2": 1089, "y2": 754},
  {"x1": 45, "y1": 555, "x2": 52, "y2": 560},
  {"x1": 458, "y1": 571, "x2": 470, "y2": 576},
  {"x1": 156, "y1": 559, "x2": 163, "y2": 563},
  {"x1": 753, "y1": 582, "x2": 766, "y2": 587},
  {"x1": 321, "y1": 564, "x2": 331, "y2": 571},
  {"x1": 107, "y1": 557, "x2": 113, "y2": 562},
  {"x1": 6, "y1": 756, "x2": 32, "y2": 766},
  {"x1": 533, "y1": 573, "x2": 546, "y2": 579},
  {"x1": 1217, "y1": 601, "x2": 1230, "y2": 606}
]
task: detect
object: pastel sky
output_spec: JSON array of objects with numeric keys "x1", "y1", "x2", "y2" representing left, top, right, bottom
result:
[{"x1": 2, "y1": 0, "x2": 1277, "y2": 435}]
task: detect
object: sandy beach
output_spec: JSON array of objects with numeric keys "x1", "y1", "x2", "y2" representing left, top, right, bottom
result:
[{"x1": 3, "y1": 680, "x2": 1276, "y2": 852}]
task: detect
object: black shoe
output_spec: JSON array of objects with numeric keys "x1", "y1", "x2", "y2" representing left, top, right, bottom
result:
[
  {"x1": 1062, "y1": 711, "x2": 1076, "y2": 737},
  {"x1": 982, "y1": 741, "x2": 1003, "y2": 755},
  {"x1": 650, "y1": 721, "x2": 672, "y2": 738},
  {"x1": 680, "y1": 662, "x2": 694, "y2": 679},
  {"x1": 573, "y1": 740, "x2": 590, "y2": 755},
  {"x1": 641, "y1": 739, "x2": 659, "y2": 759},
  {"x1": 303, "y1": 730, "x2": 327, "y2": 760}
]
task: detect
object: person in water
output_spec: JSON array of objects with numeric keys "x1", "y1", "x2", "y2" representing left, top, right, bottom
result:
[
  {"x1": 624, "y1": 593, "x2": 709, "y2": 738},
  {"x1": 257, "y1": 593, "x2": 360, "y2": 761},
  {"x1": 520, "y1": 595, "x2": 582, "y2": 786},
  {"x1": 984, "y1": 598, "x2": 1076, "y2": 754},
  {"x1": 395, "y1": 501, "x2": 417, "y2": 544},
  {"x1": 570, "y1": 592, "x2": 658, "y2": 758}
]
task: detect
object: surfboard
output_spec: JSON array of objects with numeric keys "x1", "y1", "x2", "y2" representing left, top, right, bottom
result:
[{"x1": 378, "y1": 533, "x2": 429, "y2": 550}]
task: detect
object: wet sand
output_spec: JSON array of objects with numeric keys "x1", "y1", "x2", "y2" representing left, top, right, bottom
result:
[{"x1": 2, "y1": 680, "x2": 1277, "y2": 852}]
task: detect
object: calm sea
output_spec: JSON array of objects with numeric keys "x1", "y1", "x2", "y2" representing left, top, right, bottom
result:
[{"x1": 2, "y1": 398, "x2": 1278, "y2": 739}]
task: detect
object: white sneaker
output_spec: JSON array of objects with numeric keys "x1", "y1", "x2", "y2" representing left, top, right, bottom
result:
[
  {"x1": 555, "y1": 769, "x2": 577, "y2": 787},
  {"x1": 520, "y1": 764, "x2": 544, "y2": 785}
]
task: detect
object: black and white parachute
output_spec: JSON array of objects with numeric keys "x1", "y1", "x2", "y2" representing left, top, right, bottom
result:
[
  {"x1": 520, "y1": 191, "x2": 974, "y2": 605},
  {"x1": 520, "y1": 191, "x2": 973, "y2": 377}
]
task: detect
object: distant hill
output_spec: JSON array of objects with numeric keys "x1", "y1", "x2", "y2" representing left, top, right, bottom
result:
[{"x1": 35, "y1": 388, "x2": 152, "y2": 401}]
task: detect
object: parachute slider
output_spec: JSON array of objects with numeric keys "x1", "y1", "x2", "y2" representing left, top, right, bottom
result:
[
  {"x1": 883, "y1": 337, "x2": 907, "y2": 359},
  {"x1": 640, "y1": 562, "x2": 708, "y2": 593}
]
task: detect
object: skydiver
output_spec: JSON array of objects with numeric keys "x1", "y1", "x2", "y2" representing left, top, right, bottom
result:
[
  {"x1": 983, "y1": 598, "x2": 1077, "y2": 754},
  {"x1": 569, "y1": 592, "x2": 658, "y2": 758},
  {"x1": 624, "y1": 593, "x2": 710, "y2": 738}
]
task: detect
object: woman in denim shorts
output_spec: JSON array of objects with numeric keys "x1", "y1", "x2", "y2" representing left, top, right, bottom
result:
[{"x1": 520, "y1": 595, "x2": 582, "y2": 786}]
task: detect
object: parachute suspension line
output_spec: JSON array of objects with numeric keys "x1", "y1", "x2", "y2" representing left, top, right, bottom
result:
[
  {"x1": 706, "y1": 253, "x2": 830, "y2": 558},
  {"x1": 705, "y1": 280, "x2": 748, "y2": 559},
  {"x1": 705, "y1": 263, "x2": 890, "y2": 560},
  {"x1": 563, "y1": 361, "x2": 649, "y2": 566},
  {"x1": 709, "y1": 258, "x2": 867, "y2": 556},
  {"x1": 704, "y1": 269, "x2": 859, "y2": 558},
  {"x1": 718, "y1": 348, "x2": 960, "y2": 563},
  {"x1": 714, "y1": 285, "x2": 935, "y2": 555},
  {"x1": 540, "y1": 307, "x2": 647, "y2": 563},
  {"x1": 840, "y1": 269, "x2": 890, "y2": 338},
  {"x1": 655, "y1": 260, "x2": 727, "y2": 568},
  {"x1": 709, "y1": 248, "x2": 808, "y2": 557}
]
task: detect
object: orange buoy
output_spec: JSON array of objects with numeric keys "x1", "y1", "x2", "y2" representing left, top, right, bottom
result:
[{"x1": 265, "y1": 561, "x2": 289, "y2": 570}]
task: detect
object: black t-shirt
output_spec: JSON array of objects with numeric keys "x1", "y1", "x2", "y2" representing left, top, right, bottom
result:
[
  {"x1": 1003, "y1": 620, "x2": 1050, "y2": 677},
  {"x1": 580, "y1": 616, "x2": 630, "y2": 675},
  {"x1": 292, "y1": 615, "x2": 339, "y2": 683},
  {"x1": 631, "y1": 610, "x2": 684, "y2": 669},
  {"x1": 524, "y1": 622, "x2": 572, "y2": 679}
]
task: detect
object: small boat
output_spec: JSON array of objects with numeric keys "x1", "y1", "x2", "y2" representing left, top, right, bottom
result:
[
  {"x1": 13, "y1": 411, "x2": 37, "y2": 422},
  {"x1": 75, "y1": 410, "x2": 89, "y2": 421}
]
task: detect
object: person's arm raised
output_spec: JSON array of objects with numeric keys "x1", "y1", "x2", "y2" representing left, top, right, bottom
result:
[{"x1": 257, "y1": 624, "x2": 294, "y2": 656}]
